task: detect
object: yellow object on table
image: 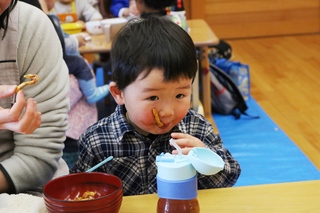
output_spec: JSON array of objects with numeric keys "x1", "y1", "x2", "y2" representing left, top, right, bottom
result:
[{"x1": 61, "y1": 22, "x2": 83, "y2": 34}]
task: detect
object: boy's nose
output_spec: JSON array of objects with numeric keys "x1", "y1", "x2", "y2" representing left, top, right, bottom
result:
[{"x1": 158, "y1": 105, "x2": 174, "y2": 119}]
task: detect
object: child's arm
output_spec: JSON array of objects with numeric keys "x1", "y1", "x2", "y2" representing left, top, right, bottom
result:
[
  {"x1": 110, "y1": 0, "x2": 130, "y2": 17},
  {"x1": 80, "y1": 1, "x2": 103, "y2": 21},
  {"x1": 171, "y1": 131, "x2": 241, "y2": 188}
]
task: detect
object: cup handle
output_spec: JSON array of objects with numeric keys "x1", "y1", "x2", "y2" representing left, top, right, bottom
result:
[{"x1": 103, "y1": 24, "x2": 111, "y2": 43}]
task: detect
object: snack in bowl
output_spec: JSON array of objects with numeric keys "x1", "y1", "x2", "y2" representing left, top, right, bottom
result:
[
  {"x1": 43, "y1": 172, "x2": 123, "y2": 213},
  {"x1": 69, "y1": 191, "x2": 97, "y2": 201}
]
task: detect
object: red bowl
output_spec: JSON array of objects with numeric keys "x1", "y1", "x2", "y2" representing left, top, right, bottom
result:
[{"x1": 43, "y1": 172, "x2": 123, "y2": 213}]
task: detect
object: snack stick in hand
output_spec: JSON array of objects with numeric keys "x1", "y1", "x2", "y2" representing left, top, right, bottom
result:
[
  {"x1": 12, "y1": 74, "x2": 39, "y2": 105},
  {"x1": 16, "y1": 74, "x2": 39, "y2": 93}
]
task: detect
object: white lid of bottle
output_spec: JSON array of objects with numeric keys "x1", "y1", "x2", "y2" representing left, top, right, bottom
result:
[
  {"x1": 188, "y1": 147, "x2": 225, "y2": 175},
  {"x1": 156, "y1": 153, "x2": 196, "y2": 181},
  {"x1": 156, "y1": 147, "x2": 225, "y2": 181}
]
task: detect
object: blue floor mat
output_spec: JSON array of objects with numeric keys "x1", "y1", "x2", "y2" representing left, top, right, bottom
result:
[{"x1": 213, "y1": 97, "x2": 320, "y2": 186}]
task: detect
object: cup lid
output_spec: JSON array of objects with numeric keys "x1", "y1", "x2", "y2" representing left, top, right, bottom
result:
[
  {"x1": 187, "y1": 147, "x2": 225, "y2": 175},
  {"x1": 156, "y1": 153, "x2": 196, "y2": 180}
]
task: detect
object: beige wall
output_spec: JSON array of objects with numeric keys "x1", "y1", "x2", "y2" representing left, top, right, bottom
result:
[{"x1": 184, "y1": 0, "x2": 320, "y2": 39}]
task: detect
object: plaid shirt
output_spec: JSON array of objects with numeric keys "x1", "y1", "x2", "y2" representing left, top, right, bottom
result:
[{"x1": 70, "y1": 105, "x2": 241, "y2": 196}]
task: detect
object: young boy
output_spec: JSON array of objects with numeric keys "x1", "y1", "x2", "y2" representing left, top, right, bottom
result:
[
  {"x1": 70, "y1": 16, "x2": 241, "y2": 196},
  {"x1": 52, "y1": 0, "x2": 102, "y2": 25},
  {"x1": 135, "y1": 0, "x2": 188, "y2": 31}
]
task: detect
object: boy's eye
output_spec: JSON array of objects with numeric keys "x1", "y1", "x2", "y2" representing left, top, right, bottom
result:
[
  {"x1": 176, "y1": 94, "x2": 185, "y2": 99},
  {"x1": 148, "y1": 96, "x2": 159, "y2": 101}
]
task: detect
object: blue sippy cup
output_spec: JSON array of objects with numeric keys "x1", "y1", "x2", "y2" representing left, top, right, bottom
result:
[{"x1": 156, "y1": 139, "x2": 225, "y2": 213}]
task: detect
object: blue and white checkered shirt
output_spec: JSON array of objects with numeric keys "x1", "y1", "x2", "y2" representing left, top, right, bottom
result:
[{"x1": 70, "y1": 105, "x2": 241, "y2": 196}]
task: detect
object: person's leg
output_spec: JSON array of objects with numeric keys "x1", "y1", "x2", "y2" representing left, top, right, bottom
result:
[{"x1": 64, "y1": 55, "x2": 109, "y2": 104}]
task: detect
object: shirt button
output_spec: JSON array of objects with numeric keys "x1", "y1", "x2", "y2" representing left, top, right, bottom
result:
[{"x1": 151, "y1": 169, "x2": 157, "y2": 175}]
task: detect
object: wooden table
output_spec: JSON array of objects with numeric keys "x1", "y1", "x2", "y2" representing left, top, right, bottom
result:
[
  {"x1": 119, "y1": 180, "x2": 320, "y2": 212},
  {"x1": 79, "y1": 19, "x2": 220, "y2": 134}
]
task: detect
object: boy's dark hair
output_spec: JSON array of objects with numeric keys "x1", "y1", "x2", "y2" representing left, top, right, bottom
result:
[
  {"x1": 111, "y1": 16, "x2": 197, "y2": 90},
  {"x1": 143, "y1": 0, "x2": 175, "y2": 10}
]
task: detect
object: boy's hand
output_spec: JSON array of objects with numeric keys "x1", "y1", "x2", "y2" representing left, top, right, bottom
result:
[{"x1": 170, "y1": 132, "x2": 205, "y2": 155}]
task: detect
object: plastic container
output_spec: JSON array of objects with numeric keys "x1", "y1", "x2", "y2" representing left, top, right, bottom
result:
[
  {"x1": 156, "y1": 146, "x2": 224, "y2": 213},
  {"x1": 169, "y1": 0, "x2": 186, "y2": 22},
  {"x1": 157, "y1": 198, "x2": 200, "y2": 213},
  {"x1": 170, "y1": 0, "x2": 185, "y2": 13}
]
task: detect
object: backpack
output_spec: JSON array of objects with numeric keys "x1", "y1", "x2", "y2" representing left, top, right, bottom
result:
[
  {"x1": 213, "y1": 58, "x2": 250, "y2": 101},
  {"x1": 210, "y1": 63, "x2": 258, "y2": 119},
  {"x1": 209, "y1": 40, "x2": 233, "y2": 60}
]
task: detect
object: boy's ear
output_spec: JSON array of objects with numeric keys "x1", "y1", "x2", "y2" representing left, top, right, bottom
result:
[{"x1": 109, "y1": 81, "x2": 125, "y2": 105}]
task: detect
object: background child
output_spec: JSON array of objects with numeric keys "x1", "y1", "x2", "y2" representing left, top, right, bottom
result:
[
  {"x1": 70, "y1": 16, "x2": 241, "y2": 196},
  {"x1": 52, "y1": 0, "x2": 103, "y2": 26},
  {"x1": 38, "y1": 0, "x2": 88, "y2": 55},
  {"x1": 86, "y1": 0, "x2": 99, "y2": 11},
  {"x1": 24, "y1": 0, "x2": 110, "y2": 104},
  {"x1": 50, "y1": 11, "x2": 109, "y2": 104},
  {"x1": 135, "y1": 0, "x2": 188, "y2": 31}
]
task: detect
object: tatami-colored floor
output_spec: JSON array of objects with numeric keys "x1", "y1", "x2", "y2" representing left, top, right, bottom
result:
[{"x1": 225, "y1": 34, "x2": 320, "y2": 170}]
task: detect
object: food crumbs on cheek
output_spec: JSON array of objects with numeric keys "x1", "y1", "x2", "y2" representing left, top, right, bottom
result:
[{"x1": 152, "y1": 108, "x2": 164, "y2": 127}]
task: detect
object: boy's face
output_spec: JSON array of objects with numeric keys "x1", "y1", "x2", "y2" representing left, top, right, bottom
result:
[{"x1": 116, "y1": 68, "x2": 192, "y2": 135}]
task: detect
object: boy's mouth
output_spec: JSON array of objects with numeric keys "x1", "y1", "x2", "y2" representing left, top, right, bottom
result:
[{"x1": 152, "y1": 108, "x2": 164, "y2": 127}]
